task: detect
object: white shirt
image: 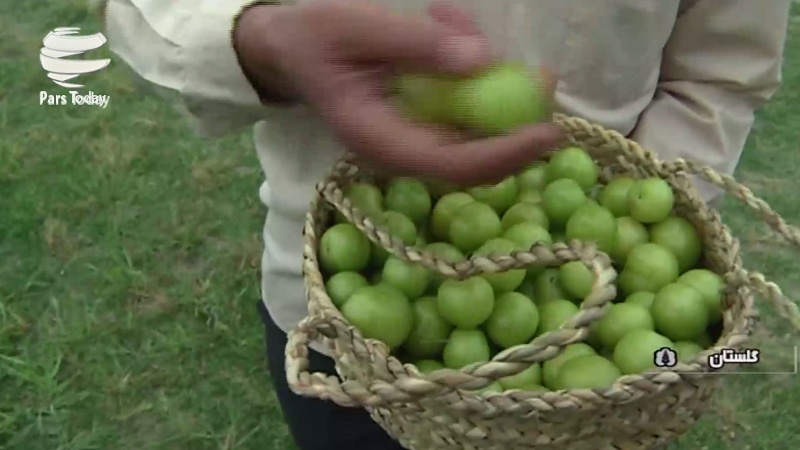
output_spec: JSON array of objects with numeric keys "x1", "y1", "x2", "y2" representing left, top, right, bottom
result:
[{"x1": 105, "y1": 0, "x2": 790, "y2": 349}]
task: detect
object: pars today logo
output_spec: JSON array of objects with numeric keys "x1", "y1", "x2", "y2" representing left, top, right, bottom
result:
[{"x1": 39, "y1": 27, "x2": 111, "y2": 108}]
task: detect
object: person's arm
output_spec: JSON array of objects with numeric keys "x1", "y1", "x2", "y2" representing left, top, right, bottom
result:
[
  {"x1": 105, "y1": 0, "x2": 291, "y2": 138},
  {"x1": 630, "y1": 0, "x2": 791, "y2": 202}
]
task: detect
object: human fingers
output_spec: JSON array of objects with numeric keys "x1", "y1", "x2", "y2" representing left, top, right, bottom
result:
[
  {"x1": 316, "y1": 0, "x2": 491, "y2": 74},
  {"x1": 322, "y1": 85, "x2": 563, "y2": 186}
]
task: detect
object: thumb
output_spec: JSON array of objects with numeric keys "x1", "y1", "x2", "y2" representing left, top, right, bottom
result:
[{"x1": 326, "y1": 1, "x2": 491, "y2": 74}]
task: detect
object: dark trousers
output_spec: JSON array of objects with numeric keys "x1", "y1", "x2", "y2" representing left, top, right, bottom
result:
[{"x1": 258, "y1": 301, "x2": 405, "y2": 450}]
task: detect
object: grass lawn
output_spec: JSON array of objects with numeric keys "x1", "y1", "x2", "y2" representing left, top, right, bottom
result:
[{"x1": 1, "y1": 2, "x2": 799, "y2": 449}]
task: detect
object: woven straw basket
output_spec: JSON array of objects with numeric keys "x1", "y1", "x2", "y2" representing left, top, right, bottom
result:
[{"x1": 286, "y1": 114, "x2": 800, "y2": 450}]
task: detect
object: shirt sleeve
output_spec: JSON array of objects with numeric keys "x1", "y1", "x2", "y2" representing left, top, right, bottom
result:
[
  {"x1": 105, "y1": 0, "x2": 288, "y2": 138},
  {"x1": 629, "y1": 0, "x2": 791, "y2": 201}
]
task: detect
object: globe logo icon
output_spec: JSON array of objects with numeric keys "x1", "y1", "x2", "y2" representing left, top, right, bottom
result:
[{"x1": 40, "y1": 27, "x2": 111, "y2": 88}]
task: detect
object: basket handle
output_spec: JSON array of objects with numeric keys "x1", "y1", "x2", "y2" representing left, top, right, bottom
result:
[
  {"x1": 285, "y1": 316, "x2": 379, "y2": 408},
  {"x1": 286, "y1": 257, "x2": 618, "y2": 408},
  {"x1": 553, "y1": 114, "x2": 800, "y2": 249},
  {"x1": 661, "y1": 158, "x2": 800, "y2": 247},
  {"x1": 316, "y1": 155, "x2": 587, "y2": 279},
  {"x1": 285, "y1": 315, "x2": 462, "y2": 409},
  {"x1": 319, "y1": 176, "x2": 607, "y2": 280},
  {"x1": 658, "y1": 159, "x2": 800, "y2": 331},
  {"x1": 554, "y1": 114, "x2": 800, "y2": 332},
  {"x1": 724, "y1": 263, "x2": 800, "y2": 330}
]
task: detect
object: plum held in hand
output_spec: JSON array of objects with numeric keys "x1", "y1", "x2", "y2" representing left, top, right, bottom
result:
[
  {"x1": 451, "y1": 63, "x2": 552, "y2": 136},
  {"x1": 395, "y1": 73, "x2": 460, "y2": 124}
]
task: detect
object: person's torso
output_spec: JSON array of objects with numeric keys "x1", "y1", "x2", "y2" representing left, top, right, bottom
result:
[{"x1": 259, "y1": 0, "x2": 682, "y2": 333}]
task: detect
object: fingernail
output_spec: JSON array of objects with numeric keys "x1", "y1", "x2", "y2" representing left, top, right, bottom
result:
[{"x1": 438, "y1": 36, "x2": 489, "y2": 73}]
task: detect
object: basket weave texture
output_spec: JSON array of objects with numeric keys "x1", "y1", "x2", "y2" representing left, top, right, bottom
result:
[{"x1": 287, "y1": 114, "x2": 800, "y2": 450}]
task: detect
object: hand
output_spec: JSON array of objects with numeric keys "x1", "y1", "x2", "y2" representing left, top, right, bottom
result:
[{"x1": 234, "y1": 0, "x2": 563, "y2": 186}]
